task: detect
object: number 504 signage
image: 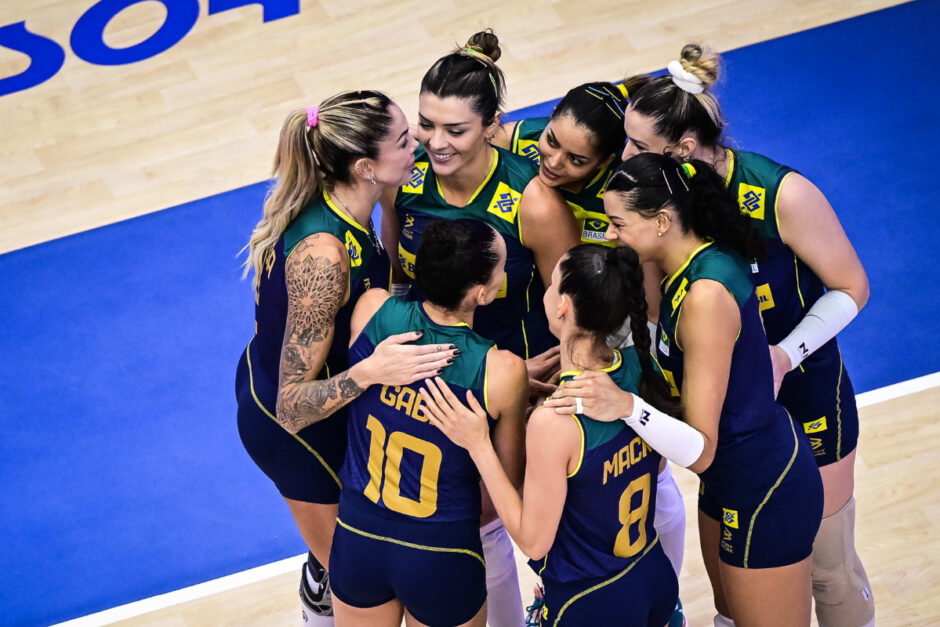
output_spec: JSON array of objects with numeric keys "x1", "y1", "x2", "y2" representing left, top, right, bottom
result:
[{"x1": 0, "y1": 0, "x2": 298, "y2": 97}]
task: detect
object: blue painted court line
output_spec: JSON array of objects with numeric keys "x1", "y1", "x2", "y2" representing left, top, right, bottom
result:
[{"x1": 1, "y1": 1, "x2": 938, "y2": 624}]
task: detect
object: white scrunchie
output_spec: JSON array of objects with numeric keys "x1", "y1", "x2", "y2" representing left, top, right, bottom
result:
[{"x1": 667, "y1": 60, "x2": 704, "y2": 95}]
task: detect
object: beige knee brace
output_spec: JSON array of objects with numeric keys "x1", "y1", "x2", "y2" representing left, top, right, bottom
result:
[{"x1": 812, "y1": 497, "x2": 875, "y2": 627}]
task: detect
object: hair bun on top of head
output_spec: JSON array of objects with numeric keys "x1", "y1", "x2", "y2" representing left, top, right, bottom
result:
[{"x1": 462, "y1": 29, "x2": 501, "y2": 62}]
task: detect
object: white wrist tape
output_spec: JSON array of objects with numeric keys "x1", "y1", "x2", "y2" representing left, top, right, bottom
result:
[
  {"x1": 776, "y1": 290, "x2": 858, "y2": 371},
  {"x1": 623, "y1": 394, "x2": 704, "y2": 468},
  {"x1": 389, "y1": 283, "x2": 410, "y2": 297}
]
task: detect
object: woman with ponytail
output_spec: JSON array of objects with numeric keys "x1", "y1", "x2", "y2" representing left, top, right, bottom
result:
[
  {"x1": 549, "y1": 152, "x2": 824, "y2": 625},
  {"x1": 619, "y1": 43, "x2": 874, "y2": 627},
  {"x1": 235, "y1": 91, "x2": 458, "y2": 624},
  {"x1": 422, "y1": 244, "x2": 680, "y2": 627}
]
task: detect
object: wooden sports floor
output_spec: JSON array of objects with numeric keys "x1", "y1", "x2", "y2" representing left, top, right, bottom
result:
[{"x1": 4, "y1": 0, "x2": 936, "y2": 625}]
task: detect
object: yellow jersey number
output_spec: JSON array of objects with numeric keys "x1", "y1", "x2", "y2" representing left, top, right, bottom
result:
[
  {"x1": 363, "y1": 415, "x2": 442, "y2": 518},
  {"x1": 613, "y1": 473, "x2": 651, "y2": 557}
]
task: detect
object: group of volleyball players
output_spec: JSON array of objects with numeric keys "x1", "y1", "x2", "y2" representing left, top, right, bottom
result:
[{"x1": 236, "y1": 28, "x2": 874, "y2": 627}]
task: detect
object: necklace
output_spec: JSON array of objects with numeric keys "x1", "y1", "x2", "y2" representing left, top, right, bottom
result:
[{"x1": 331, "y1": 190, "x2": 383, "y2": 252}]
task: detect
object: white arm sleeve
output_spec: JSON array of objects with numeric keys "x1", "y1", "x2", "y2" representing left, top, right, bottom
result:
[
  {"x1": 389, "y1": 283, "x2": 410, "y2": 297},
  {"x1": 622, "y1": 394, "x2": 705, "y2": 468},
  {"x1": 775, "y1": 289, "x2": 858, "y2": 371}
]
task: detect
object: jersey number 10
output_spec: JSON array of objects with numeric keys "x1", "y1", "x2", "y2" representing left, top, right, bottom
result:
[{"x1": 364, "y1": 415, "x2": 442, "y2": 518}]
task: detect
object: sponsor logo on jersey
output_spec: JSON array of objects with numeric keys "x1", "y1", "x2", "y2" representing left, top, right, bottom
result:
[
  {"x1": 804, "y1": 417, "x2": 828, "y2": 434},
  {"x1": 722, "y1": 508, "x2": 739, "y2": 529},
  {"x1": 362, "y1": 277, "x2": 371, "y2": 290},
  {"x1": 671, "y1": 277, "x2": 689, "y2": 312},
  {"x1": 581, "y1": 218, "x2": 608, "y2": 242},
  {"x1": 658, "y1": 328, "x2": 670, "y2": 357},
  {"x1": 345, "y1": 231, "x2": 362, "y2": 267},
  {"x1": 401, "y1": 162, "x2": 428, "y2": 194},
  {"x1": 398, "y1": 243, "x2": 416, "y2": 278},
  {"x1": 756, "y1": 283, "x2": 775, "y2": 311},
  {"x1": 517, "y1": 139, "x2": 540, "y2": 165},
  {"x1": 738, "y1": 183, "x2": 766, "y2": 221},
  {"x1": 722, "y1": 527, "x2": 733, "y2": 542},
  {"x1": 750, "y1": 259, "x2": 759, "y2": 274},
  {"x1": 810, "y1": 437, "x2": 824, "y2": 453},
  {"x1": 487, "y1": 182, "x2": 522, "y2": 223}
]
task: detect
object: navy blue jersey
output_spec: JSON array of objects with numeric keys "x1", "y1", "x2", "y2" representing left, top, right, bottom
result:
[
  {"x1": 246, "y1": 192, "x2": 391, "y2": 393},
  {"x1": 395, "y1": 145, "x2": 553, "y2": 358},
  {"x1": 655, "y1": 242, "x2": 794, "y2": 493},
  {"x1": 342, "y1": 297, "x2": 495, "y2": 523},
  {"x1": 531, "y1": 348, "x2": 663, "y2": 584}
]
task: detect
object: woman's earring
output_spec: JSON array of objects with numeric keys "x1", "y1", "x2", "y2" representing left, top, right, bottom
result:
[
  {"x1": 657, "y1": 232, "x2": 663, "y2": 237},
  {"x1": 368, "y1": 173, "x2": 376, "y2": 185}
]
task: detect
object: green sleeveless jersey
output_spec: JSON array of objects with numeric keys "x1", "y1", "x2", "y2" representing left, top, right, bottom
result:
[
  {"x1": 248, "y1": 191, "x2": 391, "y2": 389},
  {"x1": 395, "y1": 145, "x2": 553, "y2": 358},
  {"x1": 510, "y1": 116, "x2": 616, "y2": 247},
  {"x1": 343, "y1": 297, "x2": 495, "y2": 522},
  {"x1": 725, "y1": 150, "x2": 828, "y2": 354}
]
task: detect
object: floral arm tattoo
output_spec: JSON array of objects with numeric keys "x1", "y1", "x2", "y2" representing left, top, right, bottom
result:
[{"x1": 276, "y1": 236, "x2": 366, "y2": 433}]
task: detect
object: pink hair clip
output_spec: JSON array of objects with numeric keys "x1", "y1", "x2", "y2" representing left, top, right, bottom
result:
[{"x1": 306, "y1": 106, "x2": 319, "y2": 128}]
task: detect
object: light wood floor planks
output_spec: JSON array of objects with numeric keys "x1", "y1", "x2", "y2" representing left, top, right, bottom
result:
[{"x1": 0, "y1": 0, "x2": 906, "y2": 253}]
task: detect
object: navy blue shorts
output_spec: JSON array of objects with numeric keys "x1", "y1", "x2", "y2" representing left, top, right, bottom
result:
[
  {"x1": 329, "y1": 491, "x2": 486, "y2": 626},
  {"x1": 235, "y1": 347, "x2": 346, "y2": 504},
  {"x1": 540, "y1": 539, "x2": 677, "y2": 627},
  {"x1": 778, "y1": 341, "x2": 858, "y2": 467},
  {"x1": 699, "y1": 416, "x2": 823, "y2": 569}
]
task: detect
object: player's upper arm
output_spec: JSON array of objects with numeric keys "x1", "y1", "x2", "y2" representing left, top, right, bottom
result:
[
  {"x1": 349, "y1": 288, "x2": 392, "y2": 348},
  {"x1": 776, "y1": 173, "x2": 869, "y2": 310},
  {"x1": 516, "y1": 405, "x2": 580, "y2": 558},
  {"x1": 518, "y1": 178, "x2": 580, "y2": 287},
  {"x1": 485, "y1": 348, "x2": 528, "y2": 488},
  {"x1": 675, "y1": 279, "x2": 740, "y2": 472}
]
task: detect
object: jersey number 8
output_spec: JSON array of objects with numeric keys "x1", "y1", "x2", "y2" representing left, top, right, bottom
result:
[
  {"x1": 613, "y1": 473, "x2": 651, "y2": 558},
  {"x1": 364, "y1": 415, "x2": 442, "y2": 518}
]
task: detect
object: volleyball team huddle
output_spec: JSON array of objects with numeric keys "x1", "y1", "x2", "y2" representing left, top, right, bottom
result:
[{"x1": 235, "y1": 30, "x2": 875, "y2": 627}]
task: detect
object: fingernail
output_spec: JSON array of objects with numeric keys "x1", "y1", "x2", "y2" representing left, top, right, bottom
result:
[
  {"x1": 453, "y1": 349, "x2": 462, "y2": 356},
  {"x1": 437, "y1": 368, "x2": 444, "y2": 374},
  {"x1": 446, "y1": 357, "x2": 456, "y2": 364},
  {"x1": 449, "y1": 344, "x2": 457, "y2": 350},
  {"x1": 415, "y1": 330, "x2": 423, "y2": 336}
]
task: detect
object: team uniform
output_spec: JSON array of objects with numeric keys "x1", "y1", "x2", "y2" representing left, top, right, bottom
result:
[
  {"x1": 235, "y1": 192, "x2": 390, "y2": 503},
  {"x1": 726, "y1": 150, "x2": 859, "y2": 467},
  {"x1": 509, "y1": 117, "x2": 616, "y2": 247},
  {"x1": 395, "y1": 144, "x2": 553, "y2": 358},
  {"x1": 531, "y1": 349, "x2": 678, "y2": 627},
  {"x1": 330, "y1": 297, "x2": 496, "y2": 626},
  {"x1": 655, "y1": 242, "x2": 823, "y2": 568}
]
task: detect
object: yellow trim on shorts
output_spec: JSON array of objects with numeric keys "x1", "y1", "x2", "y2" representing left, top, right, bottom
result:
[
  {"x1": 335, "y1": 518, "x2": 486, "y2": 567},
  {"x1": 742, "y1": 414, "x2": 799, "y2": 567},
  {"x1": 245, "y1": 340, "x2": 343, "y2": 489},
  {"x1": 552, "y1": 536, "x2": 660, "y2": 626},
  {"x1": 835, "y1": 348, "x2": 844, "y2": 461}
]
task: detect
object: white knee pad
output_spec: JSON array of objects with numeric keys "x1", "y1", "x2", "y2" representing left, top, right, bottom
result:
[
  {"x1": 481, "y1": 518, "x2": 525, "y2": 627},
  {"x1": 812, "y1": 497, "x2": 875, "y2": 627},
  {"x1": 654, "y1": 463, "x2": 686, "y2": 576}
]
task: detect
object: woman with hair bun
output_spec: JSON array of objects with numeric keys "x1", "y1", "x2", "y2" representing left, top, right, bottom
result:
[
  {"x1": 330, "y1": 219, "x2": 528, "y2": 627},
  {"x1": 549, "y1": 152, "x2": 824, "y2": 625},
  {"x1": 494, "y1": 79, "x2": 688, "y2": 625},
  {"x1": 620, "y1": 43, "x2": 874, "y2": 627},
  {"x1": 422, "y1": 243, "x2": 680, "y2": 627},
  {"x1": 236, "y1": 91, "x2": 459, "y2": 624},
  {"x1": 384, "y1": 31, "x2": 581, "y2": 626}
]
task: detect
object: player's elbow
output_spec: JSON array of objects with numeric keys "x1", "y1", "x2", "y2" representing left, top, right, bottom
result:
[
  {"x1": 519, "y1": 537, "x2": 554, "y2": 562},
  {"x1": 275, "y1": 394, "x2": 303, "y2": 434},
  {"x1": 687, "y1": 442, "x2": 715, "y2": 474}
]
